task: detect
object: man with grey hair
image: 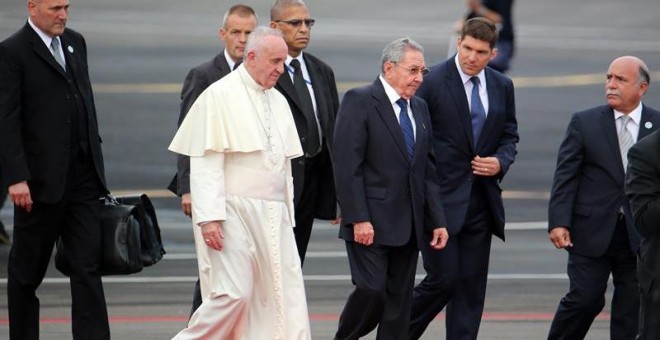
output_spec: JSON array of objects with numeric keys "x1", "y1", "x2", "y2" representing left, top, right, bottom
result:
[
  {"x1": 168, "y1": 27, "x2": 310, "y2": 339},
  {"x1": 271, "y1": 0, "x2": 340, "y2": 266},
  {"x1": 332, "y1": 37, "x2": 449, "y2": 340},
  {"x1": 167, "y1": 3, "x2": 257, "y2": 317},
  {"x1": 549, "y1": 55, "x2": 660, "y2": 339}
]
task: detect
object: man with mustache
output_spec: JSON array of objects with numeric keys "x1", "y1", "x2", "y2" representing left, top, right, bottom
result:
[
  {"x1": 547, "y1": 56, "x2": 660, "y2": 339},
  {"x1": 270, "y1": 0, "x2": 339, "y2": 266}
]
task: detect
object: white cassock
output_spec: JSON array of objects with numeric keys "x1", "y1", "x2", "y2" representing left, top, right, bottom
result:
[{"x1": 168, "y1": 65, "x2": 310, "y2": 340}]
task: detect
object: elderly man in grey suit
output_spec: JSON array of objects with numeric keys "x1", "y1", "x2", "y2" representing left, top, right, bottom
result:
[{"x1": 167, "y1": 4, "x2": 257, "y2": 316}]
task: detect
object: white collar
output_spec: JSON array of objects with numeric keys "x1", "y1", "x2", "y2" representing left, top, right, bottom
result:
[
  {"x1": 28, "y1": 18, "x2": 58, "y2": 49},
  {"x1": 613, "y1": 102, "x2": 643, "y2": 124},
  {"x1": 454, "y1": 54, "x2": 486, "y2": 86},
  {"x1": 378, "y1": 75, "x2": 407, "y2": 107}
]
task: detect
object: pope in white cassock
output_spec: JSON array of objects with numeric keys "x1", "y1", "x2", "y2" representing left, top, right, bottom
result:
[{"x1": 168, "y1": 27, "x2": 311, "y2": 340}]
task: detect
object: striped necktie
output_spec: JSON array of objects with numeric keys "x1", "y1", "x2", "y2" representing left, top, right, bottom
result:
[
  {"x1": 617, "y1": 115, "x2": 634, "y2": 172},
  {"x1": 50, "y1": 37, "x2": 66, "y2": 71}
]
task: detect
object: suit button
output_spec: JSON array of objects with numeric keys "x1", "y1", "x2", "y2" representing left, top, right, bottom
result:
[
  {"x1": 298, "y1": 160, "x2": 304, "y2": 166},
  {"x1": 65, "y1": 94, "x2": 71, "y2": 100},
  {"x1": 301, "y1": 137, "x2": 307, "y2": 143}
]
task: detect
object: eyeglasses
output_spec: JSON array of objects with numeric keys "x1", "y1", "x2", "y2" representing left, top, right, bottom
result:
[
  {"x1": 275, "y1": 19, "x2": 316, "y2": 28},
  {"x1": 392, "y1": 62, "x2": 429, "y2": 76}
]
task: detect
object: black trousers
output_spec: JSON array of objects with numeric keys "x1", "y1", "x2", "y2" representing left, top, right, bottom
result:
[
  {"x1": 637, "y1": 255, "x2": 660, "y2": 340},
  {"x1": 548, "y1": 215, "x2": 639, "y2": 340},
  {"x1": 7, "y1": 151, "x2": 110, "y2": 340},
  {"x1": 410, "y1": 183, "x2": 494, "y2": 340},
  {"x1": 335, "y1": 238, "x2": 418, "y2": 340},
  {"x1": 293, "y1": 148, "x2": 330, "y2": 266}
]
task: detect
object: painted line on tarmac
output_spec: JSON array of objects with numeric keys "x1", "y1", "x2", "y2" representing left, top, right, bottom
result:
[
  {"x1": 92, "y1": 71, "x2": 660, "y2": 94},
  {"x1": 0, "y1": 273, "x2": 567, "y2": 285},
  {"x1": 110, "y1": 189, "x2": 550, "y2": 200},
  {"x1": 0, "y1": 311, "x2": 610, "y2": 325}
]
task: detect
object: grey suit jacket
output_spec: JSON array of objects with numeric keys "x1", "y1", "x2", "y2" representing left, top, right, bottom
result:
[{"x1": 168, "y1": 52, "x2": 231, "y2": 195}]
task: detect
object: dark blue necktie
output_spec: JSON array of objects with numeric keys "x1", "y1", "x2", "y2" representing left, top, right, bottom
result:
[
  {"x1": 396, "y1": 98, "x2": 414, "y2": 160},
  {"x1": 470, "y1": 76, "x2": 486, "y2": 145}
]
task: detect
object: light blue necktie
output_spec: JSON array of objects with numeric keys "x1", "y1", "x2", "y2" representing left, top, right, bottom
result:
[
  {"x1": 470, "y1": 76, "x2": 486, "y2": 145},
  {"x1": 396, "y1": 98, "x2": 414, "y2": 160}
]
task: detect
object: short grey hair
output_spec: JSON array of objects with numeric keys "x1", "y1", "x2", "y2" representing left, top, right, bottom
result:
[
  {"x1": 380, "y1": 37, "x2": 424, "y2": 75},
  {"x1": 271, "y1": 0, "x2": 307, "y2": 21},
  {"x1": 245, "y1": 26, "x2": 283, "y2": 54},
  {"x1": 221, "y1": 4, "x2": 258, "y2": 29}
]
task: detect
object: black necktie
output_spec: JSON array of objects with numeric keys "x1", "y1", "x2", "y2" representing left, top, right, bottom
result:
[
  {"x1": 396, "y1": 98, "x2": 414, "y2": 160},
  {"x1": 289, "y1": 59, "x2": 320, "y2": 156},
  {"x1": 233, "y1": 60, "x2": 241, "y2": 71},
  {"x1": 470, "y1": 76, "x2": 486, "y2": 145}
]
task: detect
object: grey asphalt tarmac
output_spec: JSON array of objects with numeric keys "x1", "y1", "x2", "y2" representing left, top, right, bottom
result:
[{"x1": 2, "y1": 0, "x2": 660, "y2": 338}]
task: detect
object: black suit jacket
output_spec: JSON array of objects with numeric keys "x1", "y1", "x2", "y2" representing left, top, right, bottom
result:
[
  {"x1": 416, "y1": 58, "x2": 518, "y2": 239},
  {"x1": 167, "y1": 52, "x2": 231, "y2": 195},
  {"x1": 275, "y1": 52, "x2": 338, "y2": 219},
  {"x1": 0, "y1": 23, "x2": 106, "y2": 202},
  {"x1": 626, "y1": 123, "x2": 660, "y2": 298},
  {"x1": 333, "y1": 78, "x2": 447, "y2": 247},
  {"x1": 550, "y1": 105, "x2": 660, "y2": 257}
]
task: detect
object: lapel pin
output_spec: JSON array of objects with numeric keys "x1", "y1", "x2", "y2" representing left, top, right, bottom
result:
[
  {"x1": 645, "y1": 121, "x2": 653, "y2": 129},
  {"x1": 67, "y1": 46, "x2": 74, "y2": 53},
  {"x1": 422, "y1": 123, "x2": 426, "y2": 130}
]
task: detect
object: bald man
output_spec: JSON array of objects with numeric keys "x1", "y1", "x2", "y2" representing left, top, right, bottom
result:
[{"x1": 547, "y1": 56, "x2": 660, "y2": 339}]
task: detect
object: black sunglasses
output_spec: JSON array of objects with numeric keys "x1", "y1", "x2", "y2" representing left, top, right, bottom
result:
[{"x1": 275, "y1": 19, "x2": 316, "y2": 27}]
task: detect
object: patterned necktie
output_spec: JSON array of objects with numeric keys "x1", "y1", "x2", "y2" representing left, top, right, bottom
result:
[
  {"x1": 396, "y1": 98, "x2": 414, "y2": 160},
  {"x1": 618, "y1": 115, "x2": 634, "y2": 172},
  {"x1": 50, "y1": 37, "x2": 66, "y2": 71},
  {"x1": 289, "y1": 59, "x2": 320, "y2": 156},
  {"x1": 470, "y1": 76, "x2": 486, "y2": 145}
]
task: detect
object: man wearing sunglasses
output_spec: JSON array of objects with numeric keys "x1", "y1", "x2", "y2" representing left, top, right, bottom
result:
[
  {"x1": 270, "y1": 0, "x2": 339, "y2": 266},
  {"x1": 410, "y1": 17, "x2": 519, "y2": 340}
]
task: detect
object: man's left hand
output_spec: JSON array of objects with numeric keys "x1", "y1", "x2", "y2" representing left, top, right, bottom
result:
[
  {"x1": 472, "y1": 155, "x2": 501, "y2": 177},
  {"x1": 430, "y1": 227, "x2": 449, "y2": 250}
]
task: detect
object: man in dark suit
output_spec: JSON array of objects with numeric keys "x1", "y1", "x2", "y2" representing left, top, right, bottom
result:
[
  {"x1": 626, "y1": 82, "x2": 660, "y2": 340},
  {"x1": 270, "y1": 0, "x2": 339, "y2": 265},
  {"x1": 0, "y1": 0, "x2": 110, "y2": 338},
  {"x1": 410, "y1": 18, "x2": 519, "y2": 340},
  {"x1": 547, "y1": 56, "x2": 660, "y2": 339},
  {"x1": 0, "y1": 191, "x2": 9, "y2": 244},
  {"x1": 166, "y1": 3, "x2": 257, "y2": 316},
  {"x1": 333, "y1": 37, "x2": 449, "y2": 340}
]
